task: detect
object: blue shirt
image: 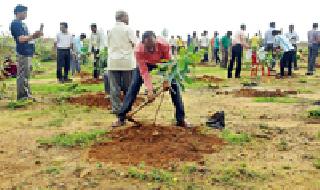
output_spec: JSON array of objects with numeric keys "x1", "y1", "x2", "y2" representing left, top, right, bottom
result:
[
  {"x1": 274, "y1": 35, "x2": 294, "y2": 52},
  {"x1": 264, "y1": 27, "x2": 275, "y2": 45},
  {"x1": 10, "y1": 19, "x2": 35, "y2": 56},
  {"x1": 73, "y1": 37, "x2": 82, "y2": 54}
]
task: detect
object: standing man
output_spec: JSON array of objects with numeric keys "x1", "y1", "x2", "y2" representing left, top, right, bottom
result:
[
  {"x1": 306, "y1": 23, "x2": 318, "y2": 76},
  {"x1": 220, "y1": 31, "x2": 232, "y2": 68},
  {"x1": 200, "y1": 31, "x2": 210, "y2": 63},
  {"x1": 112, "y1": 31, "x2": 191, "y2": 128},
  {"x1": 71, "y1": 33, "x2": 86, "y2": 76},
  {"x1": 211, "y1": 31, "x2": 221, "y2": 64},
  {"x1": 169, "y1": 35, "x2": 176, "y2": 55},
  {"x1": 228, "y1": 24, "x2": 248, "y2": 78},
  {"x1": 191, "y1": 31, "x2": 199, "y2": 52},
  {"x1": 136, "y1": 30, "x2": 142, "y2": 43},
  {"x1": 10, "y1": 4, "x2": 43, "y2": 100},
  {"x1": 265, "y1": 22, "x2": 276, "y2": 69},
  {"x1": 272, "y1": 30, "x2": 295, "y2": 78},
  {"x1": 55, "y1": 22, "x2": 73, "y2": 83},
  {"x1": 107, "y1": 10, "x2": 137, "y2": 114},
  {"x1": 89, "y1": 23, "x2": 104, "y2": 79},
  {"x1": 285, "y1": 25, "x2": 299, "y2": 70}
]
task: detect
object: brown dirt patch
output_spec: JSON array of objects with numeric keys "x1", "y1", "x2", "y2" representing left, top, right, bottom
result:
[
  {"x1": 67, "y1": 92, "x2": 144, "y2": 109},
  {"x1": 88, "y1": 124, "x2": 225, "y2": 168},
  {"x1": 235, "y1": 88, "x2": 297, "y2": 97},
  {"x1": 80, "y1": 78, "x2": 103, "y2": 84},
  {"x1": 195, "y1": 75, "x2": 224, "y2": 83},
  {"x1": 78, "y1": 71, "x2": 92, "y2": 79}
]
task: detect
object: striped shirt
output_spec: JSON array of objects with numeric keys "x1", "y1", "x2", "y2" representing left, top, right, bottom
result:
[{"x1": 274, "y1": 35, "x2": 294, "y2": 52}]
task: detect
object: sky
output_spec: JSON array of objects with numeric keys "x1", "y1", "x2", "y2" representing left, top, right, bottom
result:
[{"x1": 0, "y1": 0, "x2": 319, "y2": 41}]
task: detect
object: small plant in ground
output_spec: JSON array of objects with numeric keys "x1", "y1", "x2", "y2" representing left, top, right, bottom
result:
[
  {"x1": 277, "y1": 139, "x2": 290, "y2": 151},
  {"x1": 7, "y1": 99, "x2": 33, "y2": 109},
  {"x1": 254, "y1": 97, "x2": 298, "y2": 104},
  {"x1": 282, "y1": 165, "x2": 291, "y2": 170},
  {"x1": 37, "y1": 129, "x2": 108, "y2": 147},
  {"x1": 127, "y1": 167, "x2": 175, "y2": 184},
  {"x1": 211, "y1": 164, "x2": 264, "y2": 187},
  {"x1": 182, "y1": 164, "x2": 197, "y2": 174},
  {"x1": 314, "y1": 159, "x2": 320, "y2": 169},
  {"x1": 259, "y1": 123, "x2": 269, "y2": 129},
  {"x1": 297, "y1": 88, "x2": 313, "y2": 94},
  {"x1": 43, "y1": 166, "x2": 60, "y2": 175},
  {"x1": 47, "y1": 118, "x2": 64, "y2": 127},
  {"x1": 298, "y1": 78, "x2": 307, "y2": 83},
  {"x1": 308, "y1": 109, "x2": 320, "y2": 119},
  {"x1": 221, "y1": 129, "x2": 251, "y2": 144}
]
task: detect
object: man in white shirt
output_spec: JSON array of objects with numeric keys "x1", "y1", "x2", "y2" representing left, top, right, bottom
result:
[
  {"x1": 89, "y1": 23, "x2": 104, "y2": 79},
  {"x1": 228, "y1": 24, "x2": 248, "y2": 78},
  {"x1": 264, "y1": 22, "x2": 276, "y2": 68},
  {"x1": 285, "y1": 24, "x2": 299, "y2": 70},
  {"x1": 200, "y1": 30, "x2": 210, "y2": 63},
  {"x1": 107, "y1": 10, "x2": 137, "y2": 114},
  {"x1": 169, "y1": 35, "x2": 176, "y2": 55},
  {"x1": 55, "y1": 22, "x2": 73, "y2": 83}
]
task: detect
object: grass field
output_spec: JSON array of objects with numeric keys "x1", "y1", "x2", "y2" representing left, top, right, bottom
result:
[{"x1": 0, "y1": 54, "x2": 320, "y2": 189}]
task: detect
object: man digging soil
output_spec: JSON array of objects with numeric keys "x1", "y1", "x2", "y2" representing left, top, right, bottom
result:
[{"x1": 112, "y1": 31, "x2": 192, "y2": 128}]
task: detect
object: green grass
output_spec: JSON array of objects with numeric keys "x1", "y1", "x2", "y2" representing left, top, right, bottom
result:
[
  {"x1": 37, "y1": 129, "x2": 108, "y2": 147},
  {"x1": 211, "y1": 164, "x2": 265, "y2": 187},
  {"x1": 128, "y1": 167, "x2": 175, "y2": 184},
  {"x1": 254, "y1": 97, "x2": 299, "y2": 104},
  {"x1": 308, "y1": 109, "x2": 320, "y2": 119},
  {"x1": 47, "y1": 118, "x2": 65, "y2": 127},
  {"x1": 43, "y1": 166, "x2": 61, "y2": 175},
  {"x1": 31, "y1": 83, "x2": 103, "y2": 96},
  {"x1": 7, "y1": 99, "x2": 33, "y2": 109},
  {"x1": 220, "y1": 129, "x2": 251, "y2": 144},
  {"x1": 314, "y1": 159, "x2": 320, "y2": 169},
  {"x1": 297, "y1": 88, "x2": 313, "y2": 94}
]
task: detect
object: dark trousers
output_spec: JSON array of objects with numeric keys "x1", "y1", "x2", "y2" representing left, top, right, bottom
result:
[
  {"x1": 171, "y1": 46, "x2": 176, "y2": 55},
  {"x1": 118, "y1": 66, "x2": 185, "y2": 124},
  {"x1": 280, "y1": 51, "x2": 294, "y2": 76},
  {"x1": 308, "y1": 44, "x2": 318, "y2": 73},
  {"x1": 57, "y1": 49, "x2": 71, "y2": 81},
  {"x1": 92, "y1": 48, "x2": 100, "y2": 79},
  {"x1": 228, "y1": 44, "x2": 242, "y2": 78},
  {"x1": 214, "y1": 48, "x2": 221, "y2": 64},
  {"x1": 201, "y1": 47, "x2": 209, "y2": 62},
  {"x1": 292, "y1": 44, "x2": 298, "y2": 68}
]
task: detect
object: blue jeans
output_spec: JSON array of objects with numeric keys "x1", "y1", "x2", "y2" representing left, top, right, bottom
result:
[
  {"x1": 308, "y1": 43, "x2": 318, "y2": 73},
  {"x1": 118, "y1": 65, "x2": 185, "y2": 124},
  {"x1": 228, "y1": 44, "x2": 242, "y2": 78}
]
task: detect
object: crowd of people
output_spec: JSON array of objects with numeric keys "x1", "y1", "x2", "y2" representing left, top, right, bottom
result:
[{"x1": 8, "y1": 4, "x2": 320, "y2": 127}]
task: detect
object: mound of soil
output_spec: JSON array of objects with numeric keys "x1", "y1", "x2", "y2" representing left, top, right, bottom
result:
[
  {"x1": 80, "y1": 78, "x2": 103, "y2": 84},
  {"x1": 67, "y1": 93, "x2": 144, "y2": 109},
  {"x1": 195, "y1": 75, "x2": 224, "y2": 83},
  {"x1": 235, "y1": 88, "x2": 297, "y2": 97},
  {"x1": 78, "y1": 71, "x2": 92, "y2": 79},
  {"x1": 88, "y1": 124, "x2": 225, "y2": 168}
]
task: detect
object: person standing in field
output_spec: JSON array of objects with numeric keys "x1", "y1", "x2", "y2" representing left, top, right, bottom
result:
[
  {"x1": 10, "y1": 5, "x2": 43, "y2": 100},
  {"x1": 176, "y1": 36, "x2": 184, "y2": 53},
  {"x1": 169, "y1": 35, "x2": 176, "y2": 55},
  {"x1": 228, "y1": 24, "x2": 248, "y2": 78},
  {"x1": 136, "y1": 30, "x2": 142, "y2": 43},
  {"x1": 200, "y1": 31, "x2": 210, "y2": 63},
  {"x1": 112, "y1": 31, "x2": 191, "y2": 128},
  {"x1": 285, "y1": 25, "x2": 299, "y2": 70},
  {"x1": 71, "y1": 33, "x2": 86, "y2": 76},
  {"x1": 55, "y1": 22, "x2": 73, "y2": 83},
  {"x1": 211, "y1": 31, "x2": 221, "y2": 64},
  {"x1": 272, "y1": 30, "x2": 295, "y2": 78},
  {"x1": 264, "y1": 22, "x2": 276, "y2": 69},
  {"x1": 306, "y1": 23, "x2": 318, "y2": 76},
  {"x1": 89, "y1": 23, "x2": 104, "y2": 79},
  {"x1": 191, "y1": 31, "x2": 200, "y2": 53},
  {"x1": 220, "y1": 31, "x2": 232, "y2": 68},
  {"x1": 107, "y1": 10, "x2": 137, "y2": 114}
]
